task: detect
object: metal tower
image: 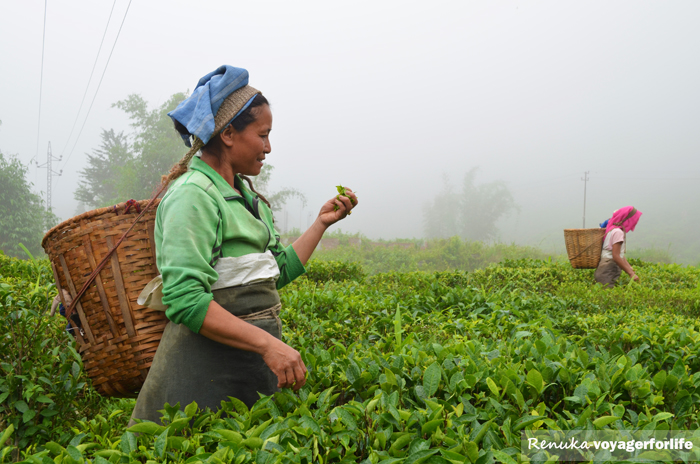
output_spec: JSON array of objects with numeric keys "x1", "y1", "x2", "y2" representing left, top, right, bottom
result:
[{"x1": 36, "y1": 142, "x2": 62, "y2": 213}]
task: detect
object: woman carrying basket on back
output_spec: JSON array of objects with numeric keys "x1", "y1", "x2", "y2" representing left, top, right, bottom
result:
[
  {"x1": 130, "y1": 65, "x2": 357, "y2": 424},
  {"x1": 594, "y1": 206, "x2": 642, "y2": 288}
]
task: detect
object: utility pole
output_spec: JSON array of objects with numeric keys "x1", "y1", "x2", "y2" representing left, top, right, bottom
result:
[
  {"x1": 36, "y1": 142, "x2": 62, "y2": 214},
  {"x1": 581, "y1": 171, "x2": 589, "y2": 228}
]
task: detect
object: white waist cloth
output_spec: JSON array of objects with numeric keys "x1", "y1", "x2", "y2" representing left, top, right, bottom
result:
[{"x1": 138, "y1": 251, "x2": 280, "y2": 311}]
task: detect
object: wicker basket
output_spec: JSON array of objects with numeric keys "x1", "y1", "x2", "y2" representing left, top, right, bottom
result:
[
  {"x1": 563, "y1": 228, "x2": 605, "y2": 269},
  {"x1": 42, "y1": 199, "x2": 166, "y2": 397}
]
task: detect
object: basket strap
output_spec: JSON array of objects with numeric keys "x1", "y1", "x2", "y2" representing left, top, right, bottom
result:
[
  {"x1": 64, "y1": 184, "x2": 168, "y2": 322},
  {"x1": 612, "y1": 208, "x2": 637, "y2": 227}
]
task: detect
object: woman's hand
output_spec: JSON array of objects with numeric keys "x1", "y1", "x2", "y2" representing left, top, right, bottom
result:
[
  {"x1": 290, "y1": 187, "x2": 358, "y2": 265},
  {"x1": 631, "y1": 272, "x2": 640, "y2": 282},
  {"x1": 260, "y1": 337, "x2": 307, "y2": 391},
  {"x1": 317, "y1": 187, "x2": 358, "y2": 227}
]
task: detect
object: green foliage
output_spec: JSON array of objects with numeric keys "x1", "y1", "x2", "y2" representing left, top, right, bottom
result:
[
  {"x1": 0, "y1": 151, "x2": 57, "y2": 258},
  {"x1": 113, "y1": 92, "x2": 189, "y2": 201},
  {"x1": 4, "y1": 252, "x2": 700, "y2": 462},
  {"x1": 310, "y1": 233, "x2": 555, "y2": 274},
  {"x1": 0, "y1": 254, "x2": 103, "y2": 458},
  {"x1": 424, "y1": 168, "x2": 517, "y2": 241},
  {"x1": 75, "y1": 93, "x2": 187, "y2": 207},
  {"x1": 303, "y1": 260, "x2": 366, "y2": 283},
  {"x1": 74, "y1": 129, "x2": 133, "y2": 208}
]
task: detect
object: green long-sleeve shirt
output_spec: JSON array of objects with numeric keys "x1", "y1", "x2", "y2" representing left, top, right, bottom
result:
[{"x1": 155, "y1": 157, "x2": 305, "y2": 333}]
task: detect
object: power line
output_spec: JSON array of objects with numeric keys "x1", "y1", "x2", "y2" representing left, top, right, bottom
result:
[
  {"x1": 32, "y1": 0, "x2": 48, "y2": 165},
  {"x1": 35, "y1": 142, "x2": 62, "y2": 214},
  {"x1": 59, "y1": 0, "x2": 118, "y2": 159},
  {"x1": 62, "y1": 0, "x2": 133, "y2": 169}
]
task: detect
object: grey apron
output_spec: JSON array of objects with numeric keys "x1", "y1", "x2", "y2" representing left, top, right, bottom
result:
[
  {"x1": 130, "y1": 281, "x2": 281, "y2": 424},
  {"x1": 594, "y1": 257, "x2": 621, "y2": 288}
]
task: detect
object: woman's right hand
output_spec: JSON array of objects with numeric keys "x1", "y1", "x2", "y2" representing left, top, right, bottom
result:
[
  {"x1": 261, "y1": 337, "x2": 307, "y2": 391},
  {"x1": 317, "y1": 187, "x2": 358, "y2": 227},
  {"x1": 199, "y1": 302, "x2": 307, "y2": 390},
  {"x1": 631, "y1": 273, "x2": 640, "y2": 282}
]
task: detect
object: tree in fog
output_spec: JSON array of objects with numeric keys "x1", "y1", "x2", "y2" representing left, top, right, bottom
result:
[
  {"x1": 74, "y1": 93, "x2": 185, "y2": 207},
  {"x1": 0, "y1": 128, "x2": 58, "y2": 257},
  {"x1": 423, "y1": 168, "x2": 516, "y2": 242},
  {"x1": 74, "y1": 129, "x2": 133, "y2": 208},
  {"x1": 113, "y1": 92, "x2": 188, "y2": 200},
  {"x1": 254, "y1": 164, "x2": 306, "y2": 214}
]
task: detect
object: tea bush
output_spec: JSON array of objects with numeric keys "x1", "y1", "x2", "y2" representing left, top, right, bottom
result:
[
  {"x1": 303, "y1": 260, "x2": 366, "y2": 284},
  {"x1": 0, "y1": 254, "x2": 107, "y2": 460},
  {"x1": 2, "y1": 252, "x2": 700, "y2": 463},
  {"x1": 310, "y1": 236, "x2": 556, "y2": 274}
]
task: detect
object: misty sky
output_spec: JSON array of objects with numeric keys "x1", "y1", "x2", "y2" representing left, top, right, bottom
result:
[{"x1": 1, "y1": 1, "x2": 699, "y2": 260}]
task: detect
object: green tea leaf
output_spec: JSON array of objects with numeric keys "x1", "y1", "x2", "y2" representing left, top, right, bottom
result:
[
  {"x1": 592, "y1": 416, "x2": 620, "y2": 428},
  {"x1": 491, "y1": 449, "x2": 518, "y2": 464},
  {"x1": 155, "y1": 428, "x2": 168, "y2": 458},
  {"x1": 512, "y1": 415, "x2": 547, "y2": 432},
  {"x1": 404, "y1": 449, "x2": 438, "y2": 464},
  {"x1": 526, "y1": 369, "x2": 543, "y2": 394},
  {"x1": 421, "y1": 419, "x2": 442, "y2": 434},
  {"x1": 653, "y1": 412, "x2": 674, "y2": 423},
  {"x1": 423, "y1": 362, "x2": 441, "y2": 397},
  {"x1": 127, "y1": 422, "x2": 164, "y2": 435},
  {"x1": 241, "y1": 437, "x2": 263, "y2": 449},
  {"x1": 464, "y1": 441, "x2": 479, "y2": 463},
  {"x1": 13, "y1": 401, "x2": 29, "y2": 413},
  {"x1": 214, "y1": 429, "x2": 242, "y2": 444},
  {"x1": 120, "y1": 431, "x2": 137, "y2": 455},
  {"x1": 227, "y1": 397, "x2": 249, "y2": 415},
  {"x1": 335, "y1": 407, "x2": 358, "y2": 430},
  {"x1": 42, "y1": 441, "x2": 63, "y2": 456},
  {"x1": 486, "y1": 377, "x2": 500, "y2": 397},
  {"x1": 184, "y1": 401, "x2": 198, "y2": 418},
  {"x1": 66, "y1": 445, "x2": 82, "y2": 461}
]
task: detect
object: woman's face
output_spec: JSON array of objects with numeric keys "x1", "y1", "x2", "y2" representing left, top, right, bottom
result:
[{"x1": 223, "y1": 104, "x2": 272, "y2": 176}]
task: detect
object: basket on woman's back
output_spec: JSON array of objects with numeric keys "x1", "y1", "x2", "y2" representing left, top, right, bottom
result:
[
  {"x1": 42, "y1": 199, "x2": 165, "y2": 397},
  {"x1": 564, "y1": 228, "x2": 605, "y2": 269}
]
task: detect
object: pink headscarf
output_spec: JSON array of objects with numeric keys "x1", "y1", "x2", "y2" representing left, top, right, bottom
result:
[{"x1": 604, "y1": 206, "x2": 642, "y2": 238}]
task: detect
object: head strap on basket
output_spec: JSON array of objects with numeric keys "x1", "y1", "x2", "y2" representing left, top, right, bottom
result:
[{"x1": 613, "y1": 208, "x2": 637, "y2": 226}]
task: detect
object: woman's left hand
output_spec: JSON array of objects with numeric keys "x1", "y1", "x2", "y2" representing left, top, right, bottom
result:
[{"x1": 317, "y1": 187, "x2": 358, "y2": 227}]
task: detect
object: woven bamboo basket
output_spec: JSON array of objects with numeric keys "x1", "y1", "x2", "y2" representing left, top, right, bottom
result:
[
  {"x1": 564, "y1": 228, "x2": 605, "y2": 269},
  {"x1": 42, "y1": 199, "x2": 166, "y2": 397}
]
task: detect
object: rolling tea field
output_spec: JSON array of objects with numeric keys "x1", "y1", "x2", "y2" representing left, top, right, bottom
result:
[{"x1": 2, "y1": 251, "x2": 700, "y2": 463}]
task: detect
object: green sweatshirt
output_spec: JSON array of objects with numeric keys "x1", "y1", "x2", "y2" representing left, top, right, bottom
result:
[{"x1": 155, "y1": 157, "x2": 305, "y2": 333}]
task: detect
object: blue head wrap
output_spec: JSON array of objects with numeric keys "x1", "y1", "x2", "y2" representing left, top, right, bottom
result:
[{"x1": 168, "y1": 65, "x2": 258, "y2": 147}]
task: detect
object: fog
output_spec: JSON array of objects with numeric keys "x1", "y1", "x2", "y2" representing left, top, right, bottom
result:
[{"x1": 1, "y1": 1, "x2": 699, "y2": 262}]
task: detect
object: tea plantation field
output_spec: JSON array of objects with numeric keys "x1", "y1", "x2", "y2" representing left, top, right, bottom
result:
[{"x1": 2, "y1": 252, "x2": 700, "y2": 463}]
